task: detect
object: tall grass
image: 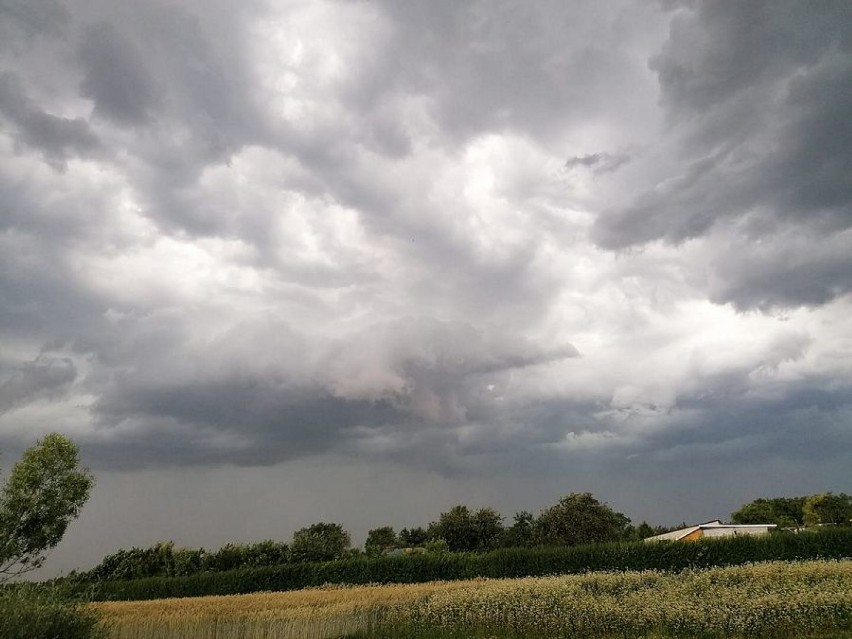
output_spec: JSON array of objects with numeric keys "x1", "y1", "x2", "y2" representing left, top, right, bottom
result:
[{"x1": 94, "y1": 560, "x2": 852, "y2": 639}]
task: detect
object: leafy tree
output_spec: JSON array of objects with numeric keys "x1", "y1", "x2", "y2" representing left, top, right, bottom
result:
[
  {"x1": 473, "y1": 507, "x2": 504, "y2": 551},
  {"x1": 0, "y1": 434, "x2": 94, "y2": 581},
  {"x1": 243, "y1": 540, "x2": 289, "y2": 567},
  {"x1": 534, "y1": 492, "x2": 630, "y2": 547},
  {"x1": 290, "y1": 522, "x2": 350, "y2": 563},
  {"x1": 500, "y1": 511, "x2": 535, "y2": 548},
  {"x1": 429, "y1": 505, "x2": 504, "y2": 552},
  {"x1": 173, "y1": 547, "x2": 206, "y2": 577},
  {"x1": 399, "y1": 527, "x2": 428, "y2": 547},
  {"x1": 803, "y1": 493, "x2": 852, "y2": 526},
  {"x1": 731, "y1": 499, "x2": 778, "y2": 525},
  {"x1": 365, "y1": 526, "x2": 398, "y2": 556},
  {"x1": 635, "y1": 521, "x2": 656, "y2": 540},
  {"x1": 731, "y1": 497, "x2": 806, "y2": 527}
]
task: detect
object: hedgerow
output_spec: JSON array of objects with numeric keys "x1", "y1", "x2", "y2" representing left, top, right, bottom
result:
[{"x1": 78, "y1": 527, "x2": 852, "y2": 601}]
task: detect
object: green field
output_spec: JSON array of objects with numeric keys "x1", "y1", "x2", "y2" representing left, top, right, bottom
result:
[{"x1": 94, "y1": 559, "x2": 852, "y2": 639}]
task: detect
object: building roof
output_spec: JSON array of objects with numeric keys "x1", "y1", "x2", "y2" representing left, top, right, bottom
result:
[{"x1": 644, "y1": 520, "x2": 777, "y2": 542}]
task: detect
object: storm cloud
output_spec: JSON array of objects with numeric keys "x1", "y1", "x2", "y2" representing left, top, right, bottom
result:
[{"x1": 0, "y1": 0, "x2": 849, "y2": 576}]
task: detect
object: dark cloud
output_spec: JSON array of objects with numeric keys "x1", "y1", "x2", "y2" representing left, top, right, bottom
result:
[
  {"x1": 78, "y1": 22, "x2": 161, "y2": 125},
  {"x1": 0, "y1": 71, "x2": 100, "y2": 164},
  {"x1": 565, "y1": 152, "x2": 631, "y2": 174},
  {"x1": 708, "y1": 226, "x2": 852, "y2": 310},
  {"x1": 0, "y1": 355, "x2": 77, "y2": 414},
  {"x1": 592, "y1": 0, "x2": 852, "y2": 309},
  {"x1": 78, "y1": 317, "x2": 577, "y2": 469}
]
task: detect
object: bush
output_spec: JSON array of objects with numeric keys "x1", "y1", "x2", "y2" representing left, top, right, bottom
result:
[
  {"x1": 0, "y1": 584, "x2": 104, "y2": 639},
  {"x1": 78, "y1": 527, "x2": 852, "y2": 601}
]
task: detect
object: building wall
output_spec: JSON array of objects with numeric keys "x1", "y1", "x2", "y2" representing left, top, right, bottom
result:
[{"x1": 701, "y1": 526, "x2": 772, "y2": 538}]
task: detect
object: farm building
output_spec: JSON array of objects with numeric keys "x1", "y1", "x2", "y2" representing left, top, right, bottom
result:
[{"x1": 644, "y1": 520, "x2": 777, "y2": 542}]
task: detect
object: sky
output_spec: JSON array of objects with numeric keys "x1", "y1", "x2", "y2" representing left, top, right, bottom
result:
[{"x1": 1, "y1": 0, "x2": 850, "y2": 578}]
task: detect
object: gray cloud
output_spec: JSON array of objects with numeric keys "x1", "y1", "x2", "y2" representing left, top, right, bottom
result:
[
  {"x1": 0, "y1": 72, "x2": 100, "y2": 164},
  {"x1": 0, "y1": 355, "x2": 77, "y2": 414},
  {"x1": 592, "y1": 0, "x2": 852, "y2": 309},
  {"x1": 79, "y1": 317, "x2": 577, "y2": 469},
  {"x1": 0, "y1": 0, "x2": 70, "y2": 40},
  {"x1": 78, "y1": 22, "x2": 161, "y2": 125},
  {"x1": 565, "y1": 152, "x2": 631, "y2": 174},
  {"x1": 0, "y1": 0, "x2": 850, "y2": 576}
]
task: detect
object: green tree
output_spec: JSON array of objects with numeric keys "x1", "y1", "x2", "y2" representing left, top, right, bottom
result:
[
  {"x1": 731, "y1": 499, "x2": 778, "y2": 525},
  {"x1": 399, "y1": 527, "x2": 428, "y2": 547},
  {"x1": 365, "y1": 526, "x2": 398, "y2": 556},
  {"x1": 428, "y1": 505, "x2": 504, "y2": 552},
  {"x1": 534, "y1": 492, "x2": 630, "y2": 547},
  {"x1": 635, "y1": 521, "x2": 656, "y2": 540},
  {"x1": 0, "y1": 433, "x2": 94, "y2": 581},
  {"x1": 290, "y1": 522, "x2": 350, "y2": 563},
  {"x1": 803, "y1": 493, "x2": 852, "y2": 526},
  {"x1": 500, "y1": 511, "x2": 535, "y2": 548},
  {"x1": 731, "y1": 497, "x2": 806, "y2": 527},
  {"x1": 243, "y1": 540, "x2": 289, "y2": 567}
]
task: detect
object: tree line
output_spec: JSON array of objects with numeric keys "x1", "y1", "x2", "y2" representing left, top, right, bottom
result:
[
  {"x1": 731, "y1": 494, "x2": 852, "y2": 528},
  {"x1": 77, "y1": 490, "x2": 852, "y2": 582},
  {"x1": 1, "y1": 434, "x2": 849, "y2": 586}
]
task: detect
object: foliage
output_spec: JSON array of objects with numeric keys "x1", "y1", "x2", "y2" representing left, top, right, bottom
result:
[
  {"x1": 77, "y1": 526, "x2": 852, "y2": 601},
  {"x1": 499, "y1": 511, "x2": 535, "y2": 548},
  {"x1": 0, "y1": 433, "x2": 95, "y2": 581},
  {"x1": 804, "y1": 493, "x2": 852, "y2": 526},
  {"x1": 731, "y1": 496, "x2": 808, "y2": 527},
  {"x1": 428, "y1": 506, "x2": 504, "y2": 553},
  {"x1": 423, "y1": 538, "x2": 450, "y2": 555},
  {"x1": 290, "y1": 522, "x2": 350, "y2": 563},
  {"x1": 366, "y1": 527, "x2": 399, "y2": 557},
  {"x1": 0, "y1": 584, "x2": 105, "y2": 639},
  {"x1": 399, "y1": 527, "x2": 428, "y2": 547},
  {"x1": 634, "y1": 521, "x2": 656, "y2": 540},
  {"x1": 533, "y1": 492, "x2": 630, "y2": 547},
  {"x1": 77, "y1": 539, "x2": 290, "y2": 581}
]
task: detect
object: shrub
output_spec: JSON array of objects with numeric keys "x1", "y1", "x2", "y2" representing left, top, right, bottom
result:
[{"x1": 0, "y1": 584, "x2": 105, "y2": 639}]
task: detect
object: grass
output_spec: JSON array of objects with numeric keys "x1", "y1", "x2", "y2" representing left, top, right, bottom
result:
[{"x1": 94, "y1": 559, "x2": 852, "y2": 639}]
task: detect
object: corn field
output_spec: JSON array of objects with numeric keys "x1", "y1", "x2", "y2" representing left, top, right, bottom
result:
[{"x1": 94, "y1": 560, "x2": 852, "y2": 639}]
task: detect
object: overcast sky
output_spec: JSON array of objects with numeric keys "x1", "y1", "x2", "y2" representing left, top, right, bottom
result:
[{"x1": 1, "y1": 0, "x2": 851, "y2": 577}]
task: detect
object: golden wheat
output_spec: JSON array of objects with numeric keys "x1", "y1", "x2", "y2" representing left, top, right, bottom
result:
[
  {"x1": 94, "y1": 560, "x2": 852, "y2": 638},
  {"x1": 93, "y1": 580, "x2": 476, "y2": 639}
]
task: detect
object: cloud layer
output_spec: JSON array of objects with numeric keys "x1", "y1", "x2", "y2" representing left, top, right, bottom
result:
[{"x1": 1, "y1": 1, "x2": 850, "y2": 556}]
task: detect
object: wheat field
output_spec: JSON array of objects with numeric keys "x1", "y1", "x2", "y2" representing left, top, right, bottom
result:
[{"x1": 93, "y1": 560, "x2": 852, "y2": 639}]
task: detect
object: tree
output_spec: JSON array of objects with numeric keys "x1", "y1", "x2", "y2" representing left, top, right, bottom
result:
[
  {"x1": 500, "y1": 511, "x2": 535, "y2": 548},
  {"x1": 0, "y1": 434, "x2": 94, "y2": 581},
  {"x1": 534, "y1": 493, "x2": 630, "y2": 547},
  {"x1": 731, "y1": 497, "x2": 806, "y2": 527},
  {"x1": 290, "y1": 522, "x2": 350, "y2": 563},
  {"x1": 399, "y1": 527, "x2": 428, "y2": 547},
  {"x1": 428, "y1": 505, "x2": 504, "y2": 552},
  {"x1": 803, "y1": 493, "x2": 852, "y2": 526},
  {"x1": 365, "y1": 526, "x2": 398, "y2": 556}
]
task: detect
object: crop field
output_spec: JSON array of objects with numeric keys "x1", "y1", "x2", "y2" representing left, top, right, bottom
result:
[{"x1": 93, "y1": 560, "x2": 852, "y2": 639}]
